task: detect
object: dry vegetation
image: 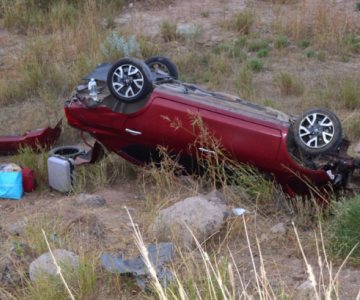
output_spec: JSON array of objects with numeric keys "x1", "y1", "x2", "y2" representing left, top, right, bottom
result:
[{"x1": 1, "y1": 0, "x2": 360, "y2": 299}]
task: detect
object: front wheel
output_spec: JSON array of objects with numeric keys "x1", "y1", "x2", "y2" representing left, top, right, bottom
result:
[
  {"x1": 293, "y1": 108, "x2": 343, "y2": 155},
  {"x1": 107, "y1": 58, "x2": 153, "y2": 102}
]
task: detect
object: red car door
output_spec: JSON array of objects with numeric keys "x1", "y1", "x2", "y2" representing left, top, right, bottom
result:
[
  {"x1": 122, "y1": 96, "x2": 198, "y2": 163},
  {"x1": 198, "y1": 109, "x2": 282, "y2": 172}
]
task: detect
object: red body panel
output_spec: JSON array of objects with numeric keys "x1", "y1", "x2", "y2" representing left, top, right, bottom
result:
[
  {"x1": 0, "y1": 120, "x2": 62, "y2": 155},
  {"x1": 65, "y1": 88, "x2": 330, "y2": 194}
]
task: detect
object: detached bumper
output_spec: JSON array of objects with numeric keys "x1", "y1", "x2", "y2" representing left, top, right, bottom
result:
[{"x1": 0, "y1": 120, "x2": 62, "y2": 155}]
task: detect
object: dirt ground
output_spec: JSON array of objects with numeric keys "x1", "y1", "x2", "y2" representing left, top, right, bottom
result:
[{"x1": 1, "y1": 181, "x2": 360, "y2": 298}]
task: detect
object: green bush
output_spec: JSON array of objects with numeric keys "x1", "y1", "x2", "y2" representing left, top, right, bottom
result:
[
  {"x1": 247, "y1": 59, "x2": 263, "y2": 72},
  {"x1": 256, "y1": 48, "x2": 269, "y2": 58},
  {"x1": 327, "y1": 195, "x2": 360, "y2": 259},
  {"x1": 306, "y1": 49, "x2": 317, "y2": 58},
  {"x1": 298, "y1": 39, "x2": 311, "y2": 49}
]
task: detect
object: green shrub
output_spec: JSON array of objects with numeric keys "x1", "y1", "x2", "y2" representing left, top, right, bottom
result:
[
  {"x1": 256, "y1": 48, "x2": 269, "y2": 58},
  {"x1": 247, "y1": 59, "x2": 263, "y2": 72},
  {"x1": 306, "y1": 49, "x2": 317, "y2": 58},
  {"x1": 298, "y1": 39, "x2": 311, "y2": 49},
  {"x1": 327, "y1": 195, "x2": 360, "y2": 259}
]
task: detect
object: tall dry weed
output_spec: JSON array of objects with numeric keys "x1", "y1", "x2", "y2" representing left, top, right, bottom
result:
[{"x1": 273, "y1": 0, "x2": 360, "y2": 53}]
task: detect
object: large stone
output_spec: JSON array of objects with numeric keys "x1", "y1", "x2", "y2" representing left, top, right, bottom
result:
[
  {"x1": 29, "y1": 249, "x2": 79, "y2": 281},
  {"x1": 151, "y1": 190, "x2": 229, "y2": 249},
  {"x1": 75, "y1": 193, "x2": 106, "y2": 207}
]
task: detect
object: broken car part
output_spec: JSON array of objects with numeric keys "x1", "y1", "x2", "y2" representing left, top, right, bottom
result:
[
  {"x1": 0, "y1": 120, "x2": 62, "y2": 155},
  {"x1": 101, "y1": 242, "x2": 174, "y2": 290}
]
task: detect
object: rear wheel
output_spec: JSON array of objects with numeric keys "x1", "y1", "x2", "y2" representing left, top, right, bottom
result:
[
  {"x1": 293, "y1": 108, "x2": 343, "y2": 155},
  {"x1": 145, "y1": 56, "x2": 178, "y2": 79},
  {"x1": 107, "y1": 58, "x2": 153, "y2": 102}
]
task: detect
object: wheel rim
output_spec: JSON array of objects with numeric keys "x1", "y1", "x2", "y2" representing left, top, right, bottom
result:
[
  {"x1": 148, "y1": 62, "x2": 170, "y2": 76},
  {"x1": 111, "y1": 64, "x2": 144, "y2": 98},
  {"x1": 298, "y1": 112, "x2": 335, "y2": 149}
]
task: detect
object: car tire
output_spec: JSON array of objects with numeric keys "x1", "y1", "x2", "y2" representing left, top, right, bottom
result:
[
  {"x1": 49, "y1": 145, "x2": 85, "y2": 159},
  {"x1": 107, "y1": 57, "x2": 153, "y2": 102},
  {"x1": 145, "y1": 56, "x2": 179, "y2": 79},
  {"x1": 293, "y1": 108, "x2": 343, "y2": 155}
]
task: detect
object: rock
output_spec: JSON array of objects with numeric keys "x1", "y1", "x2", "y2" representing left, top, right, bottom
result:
[
  {"x1": 270, "y1": 222, "x2": 286, "y2": 234},
  {"x1": 75, "y1": 193, "x2": 106, "y2": 207},
  {"x1": 29, "y1": 249, "x2": 79, "y2": 281},
  {"x1": 151, "y1": 190, "x2": 229, "y2": 249}
]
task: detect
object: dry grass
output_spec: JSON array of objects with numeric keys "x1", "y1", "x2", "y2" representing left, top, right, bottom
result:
[
  {"x1": 274, "y1": 72, "x2": 304, "y2": 96},
  {"x1": 222, "y1": 10, "x2": 254, "y2": 35},
  {"x1": 0, "y1": 0, "x2": 123, "y2": 109},
  {"x1": 161, "y1": 20, "x2": 178, "y2": 42},
  {"x1": 273, "y1": 0, "x2": 360, "y2": 54},
  {"x1": 126, "y1": 206, "x2": 352, "y2": 300}
]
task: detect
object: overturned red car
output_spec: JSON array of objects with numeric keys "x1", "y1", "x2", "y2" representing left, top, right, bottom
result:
[{"x1": 64, "y1": 57, "x2": 359, "y2": 196}]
